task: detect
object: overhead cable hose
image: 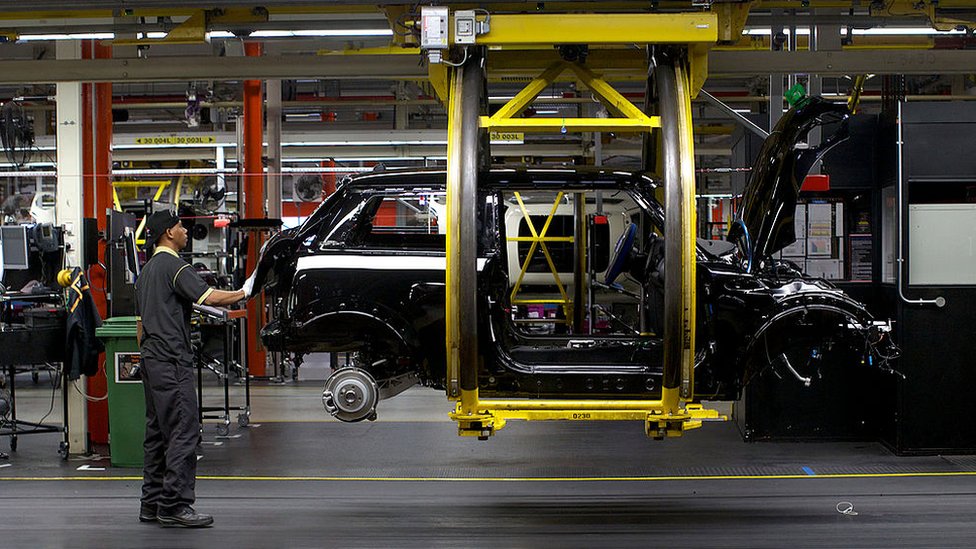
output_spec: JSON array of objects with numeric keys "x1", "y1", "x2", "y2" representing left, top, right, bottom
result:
[{"x1": 732, "y1": 218, "x2": 752, "y2": 273}]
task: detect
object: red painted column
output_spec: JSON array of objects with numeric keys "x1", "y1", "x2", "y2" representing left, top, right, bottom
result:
[
  {"x1": 81, "y1": 42, "x2": 93, "y2": 219},
  {"x1": 322, "y1": 158, "x2": 337, "y2": 196},
  {"x1": 88, "y1": 41, "x2": 114, "y2": 443},
  {"x1": 243, "y1": 41, "x2": 267, "y2": 376},
  {"x1": 93, "y1": 42, "x2": 113, "y2": 321},
  {"x1": 77, "y1": 41, "x2": 107, "y2": 444}
]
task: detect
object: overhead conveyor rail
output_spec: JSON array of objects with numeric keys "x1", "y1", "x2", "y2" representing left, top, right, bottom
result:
[{"x1": 437, "y1": 8, "x2": 729, "y2": 439}]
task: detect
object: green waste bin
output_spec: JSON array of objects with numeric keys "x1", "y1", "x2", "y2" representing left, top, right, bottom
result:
[{"x1": 96, "y1": 316, "x2": 145, "y2": 468}]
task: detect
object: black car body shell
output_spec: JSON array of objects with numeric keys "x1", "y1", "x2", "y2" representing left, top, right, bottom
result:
[
  {"x1": 728, "y1": 97, "x2": 851, "y2": 269},
  {"x1": 255, "y1": 160, "x2": 885, "y2": 402}
]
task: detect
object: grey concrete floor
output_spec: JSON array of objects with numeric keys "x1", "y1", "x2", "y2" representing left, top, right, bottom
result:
[{"x1": 3, "y1": 370, "x2": 976, "y2": 548}]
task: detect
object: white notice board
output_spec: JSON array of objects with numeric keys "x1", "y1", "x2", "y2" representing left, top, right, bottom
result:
[{"x1": 909, "y1": 203, "x2": 976, "y2": 285}]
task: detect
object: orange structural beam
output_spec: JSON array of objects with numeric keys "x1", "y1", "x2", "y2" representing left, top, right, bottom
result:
[
  {"x1": 244, "y1": 41, "x2": 267, "y2": 377},
  {"x1": 83, "y1": 40, "x2": 112, "y2": 445}
]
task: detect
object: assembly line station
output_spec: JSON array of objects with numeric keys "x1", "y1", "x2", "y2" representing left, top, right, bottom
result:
[{"x1": 1, "y1": 1, "x2": 976, "y2": 546}]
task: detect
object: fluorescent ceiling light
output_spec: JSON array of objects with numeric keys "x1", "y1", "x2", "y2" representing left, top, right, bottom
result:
[
  {"x1": 743, "y1": 27, "x2": 966, "y2": 36},
  {"x1": 851, "y1": 27, "x2": 966, "y2": 35},
  {"x1": 16, "y1": 29, "x2": 390, "y2": 42},
  {"x1": 0, "y1": 166, "x2": 56, "y2": 176},
  {"x1": 743, "y1": 28, "x2": 810, "y2": 36},
  {"x1": 116, "y1": 139, "x2": 448, "y2": 150},
  {"x1": 284, "y1": 113, "x2": 326, "y2": 121},
  {"x1": 286, "y1": 140, "x2": 448, "y2": 146},
  {"x1": 489, "y1": 94, "x2": 565, "y2": 101},
  {"x1": 18, "y1": 33, "x2": 115, "y2": 41},
  {"x1": 207, "y1": 29, "x2": 392, "y2": 39},
  {"x1": 1, "y1": 162, "x2": 435, "y2": 175},
  {"x1": 249, "y1": 29, "x2": 393, "y2": 38},
  {"x1": 116, "y1": 142, "x2": 236, "y2": 150},
  {"x1": 332, "y1": 156, "x2": 446, "y2": 162},
  {"x1": 114, "y1": 168, "x2": 231, "y2": 176},
  {"x1": 282, "y1": 166, "x2": 372, "y2": 173}
]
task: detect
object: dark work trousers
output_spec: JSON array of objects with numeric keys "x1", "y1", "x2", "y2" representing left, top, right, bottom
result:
[{"x1": 140, "y1": 357, "x2": 200, "y2": 512}]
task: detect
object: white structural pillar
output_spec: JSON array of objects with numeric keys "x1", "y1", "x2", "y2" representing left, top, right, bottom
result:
[
  {"x1": 55, "y1": 40, "x2": 88, "y2": 455},
  {"x1": 266, "y1": 79, "x2": 282, "y2": 219}
]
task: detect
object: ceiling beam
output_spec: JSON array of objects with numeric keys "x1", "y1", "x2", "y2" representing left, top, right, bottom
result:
[
  {"x1": 710, "y1": 49, "x2": 976, "y2": 76},
  {"x1": 0, "y1": 48, "x2": 974, "y2": 84},
  {"x1": 0, "y1": 54, "x2": 427, "y2": 83}
]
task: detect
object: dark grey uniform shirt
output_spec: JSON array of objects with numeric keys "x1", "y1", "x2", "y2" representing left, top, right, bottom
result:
[{"x1": 135, "y1": 247, "x2": 214, "y2": 365}]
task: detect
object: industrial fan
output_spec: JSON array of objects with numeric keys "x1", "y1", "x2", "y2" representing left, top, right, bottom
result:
[
  {"x1": 0, "y1": 101, "x2": 34, "y2": 167},
  {"x1": 294, "y1": 174, "x2": 324, "y2": 202},
  {"x1": 194, "y1": 181, "x2": 226, "y2": 212}
]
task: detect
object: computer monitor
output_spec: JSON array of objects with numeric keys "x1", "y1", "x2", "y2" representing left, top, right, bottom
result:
[
  {"x1": 122, "y1": 226, "x2": 141, "y2": 283},
  {"x1": 0, "y1": 225, "x2": 29, "y2": 271}
]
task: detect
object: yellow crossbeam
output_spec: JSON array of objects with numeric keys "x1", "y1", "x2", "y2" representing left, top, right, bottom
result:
[
  {"x1": 565, "y1": 63, "x2": 648, "y2": 120},
  {"x1": 481, "y1": 117, "x2": 660, "y2": 133},
  {"x1": 110, "y1": 8, "x2": 268, "y2": 46},
  {"x1": 483, "y1": 61, "x2": 660, "y2": 133},
  {"x1": 449, "y1": 395, "x2": 723, "y2": 437},
  {"x1": 508, "y1": 236, "x2": 574, "y2": 242},
  {"x1": 112, "y1": 180, "x2": 171, "y2": 188},
  {"x1": 112, "y1": 10, "x2": 208, "y2": 45},
  {"x1": 477, "y1": 13, "x2": 718, "y2": 45},
  {"x1": 112, "y1": 180, "x2": 172, "y2": 247},
  {"x1": 492, "y1": 62, "x2": 567, "y2": 119}
]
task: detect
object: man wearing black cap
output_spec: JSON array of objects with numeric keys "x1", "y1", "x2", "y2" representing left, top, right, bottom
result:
[{"x1": 135, "y1": 209, "x2": 256, "y2": 528}]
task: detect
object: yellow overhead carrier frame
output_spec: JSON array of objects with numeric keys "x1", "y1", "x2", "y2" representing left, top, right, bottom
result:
[{"x1": 440, "y1": 9, "x2": 736, "y2": 439}]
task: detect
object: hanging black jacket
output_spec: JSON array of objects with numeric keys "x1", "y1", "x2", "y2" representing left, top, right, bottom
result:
[{"x1": 64, "y1": 267, "x2": 103, "y2": 380}]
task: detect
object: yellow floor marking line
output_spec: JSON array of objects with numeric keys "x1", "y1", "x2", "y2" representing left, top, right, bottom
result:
[{"x1": 3, "y1": 471, "x2": 976, "y2": 482}]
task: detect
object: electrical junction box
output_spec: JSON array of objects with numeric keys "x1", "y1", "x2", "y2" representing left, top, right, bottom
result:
[
  {"x1": 454, "y1": 10, "x2": 477, "y2": 44},
  {"x1": 420, "y1": 6, "x2": 450, "y2": 49}
]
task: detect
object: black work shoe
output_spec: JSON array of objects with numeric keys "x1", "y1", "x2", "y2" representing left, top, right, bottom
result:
[
  {"x1": 139, "y1": 502, "x2": 158, "y2": 523},
  {"x1": 157, "y1": 506, "x2": 214, "y2": 528}
]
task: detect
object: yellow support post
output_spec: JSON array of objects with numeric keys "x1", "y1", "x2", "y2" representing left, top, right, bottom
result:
[
  {"x1": 444, "y1": 67, "x2": 462, "y2": 401},
  {"x1": 688, "y1": 44, "x2": 710, "y2": 99},
  {"x1": 848, "y1": 74, "x2": 868, "y2": 113},
  {"x1": 427, "y1": 62, "x2": 451, "y2": 106},
  {"x1": 674, "y1": 62, "x2": 698, "y2": 400}
]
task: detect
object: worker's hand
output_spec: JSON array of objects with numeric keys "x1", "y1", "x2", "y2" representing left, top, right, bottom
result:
[{"x1": 239, "y1": 270, "x2": 258, "y2": 300}]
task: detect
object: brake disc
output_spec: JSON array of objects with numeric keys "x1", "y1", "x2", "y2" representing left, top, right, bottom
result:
[{"x1": 322, "y1": 367, "x2": 379, "y2": 422}]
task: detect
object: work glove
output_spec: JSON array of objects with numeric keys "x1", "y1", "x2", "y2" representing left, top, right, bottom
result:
[{"x1": 239, "y1": 270, "x2": 258, "y2": 300}]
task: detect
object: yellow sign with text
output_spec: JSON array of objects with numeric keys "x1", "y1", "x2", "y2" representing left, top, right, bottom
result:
[
  {"x1": 135, "y1": 136, "x2": 216, "y2": 145},
  {"x1": 489, "y1": 131, "x2": 525, "y2": 144}
]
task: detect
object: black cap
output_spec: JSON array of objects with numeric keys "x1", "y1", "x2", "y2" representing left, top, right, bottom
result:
[{"x1": 145, "y1": 210, "x2": 180, "y2": 244}]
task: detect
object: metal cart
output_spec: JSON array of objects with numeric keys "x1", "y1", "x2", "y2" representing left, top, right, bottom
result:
[{"x1": 192, "y1": 303, "x2": 250, "y2": 436}]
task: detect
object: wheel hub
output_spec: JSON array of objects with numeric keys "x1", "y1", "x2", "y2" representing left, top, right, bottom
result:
[{"x1": 322, "y1": 368, "x2": 379, "y2": 422}]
